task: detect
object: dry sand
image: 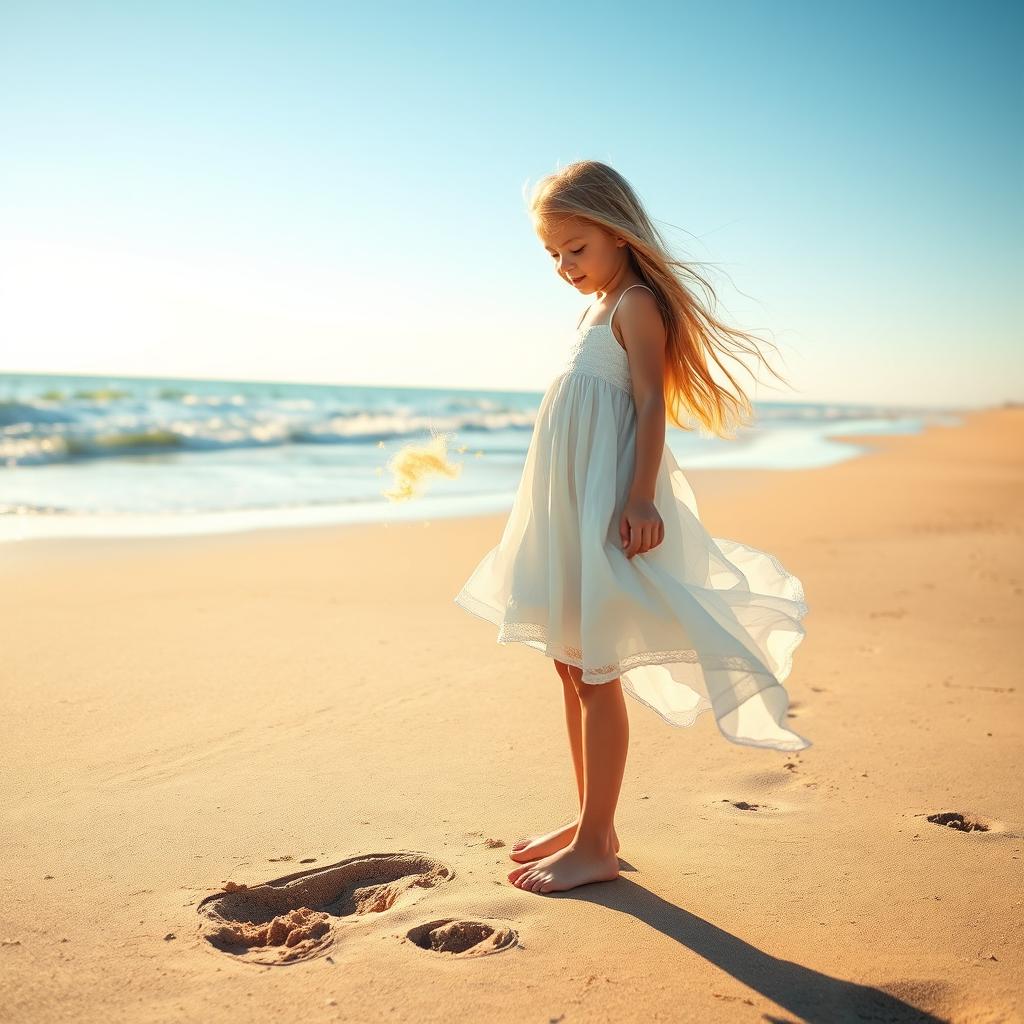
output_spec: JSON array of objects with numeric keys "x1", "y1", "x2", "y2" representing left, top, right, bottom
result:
[{"x1": 1, "y1": 405, "x2": 1021, "y2": 1023}]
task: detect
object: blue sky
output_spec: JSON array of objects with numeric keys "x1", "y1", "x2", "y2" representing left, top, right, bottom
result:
[{"x1": 1, "y1": 0, "x2": 1020, "y2": 408}]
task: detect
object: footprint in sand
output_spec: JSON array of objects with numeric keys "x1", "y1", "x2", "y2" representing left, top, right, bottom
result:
[
  {"x1": 714, "y1": 797, "x2": 817, "y2": 817},
  {"x1": 785, "y1": 697, "x2": 809, "y2": 720},
  {"x1": 720, "y1": 798, "x2": 784, "y2": 813},
  {"x1": 911, "y1": 810, "x2": 1022, "y2": 840},
  {"x1": 730, "y1": 800, "x2": 763, "y2": 811},
  {"x1": 405, "y1": 918, "x2": 518, "y2": 957},
  {"x1": 925, "y1": 811, "x2": 993, "y2": 833},
  {"x1": 196, "y1": 852, "x2": 456, "y2": 965}
]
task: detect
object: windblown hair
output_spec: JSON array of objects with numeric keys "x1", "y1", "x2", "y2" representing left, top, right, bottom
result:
[{"x1": 525, "y1": 160, "x2": 795, "y2": 439}]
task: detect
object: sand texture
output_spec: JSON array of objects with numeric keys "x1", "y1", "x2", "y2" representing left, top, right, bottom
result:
[{"x1": 1, "y1": 406, "x2": 1021, "y2": 1023}]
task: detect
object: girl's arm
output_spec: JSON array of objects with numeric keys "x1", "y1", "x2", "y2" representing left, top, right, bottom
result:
[
  {"x1": 629, "y1": 397, "x2": 666, "y2": 502},
  {"x1": 618, "y1": 290, "x2": 668, "y2": 502},
  {"x1": 617, "y1": 290, "x2": 668, "y2": 558}
]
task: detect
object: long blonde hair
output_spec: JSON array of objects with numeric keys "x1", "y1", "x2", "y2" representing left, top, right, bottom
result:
[{"x1": 525, "y1": 160, "x2": 795, "y2": 440}]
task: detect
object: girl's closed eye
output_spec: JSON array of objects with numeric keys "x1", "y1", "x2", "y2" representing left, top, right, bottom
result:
[{"x1": 551, "y1": 247, "x2": 585, "y2": 259}]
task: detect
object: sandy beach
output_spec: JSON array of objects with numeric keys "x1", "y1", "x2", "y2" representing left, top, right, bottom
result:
[{"x1": 1, "y1": 404, "x2": 1021, "y2": 1024}]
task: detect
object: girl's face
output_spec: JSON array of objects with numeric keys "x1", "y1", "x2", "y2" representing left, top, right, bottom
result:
[{"x1": 536, "y1": 217, "x2": 628, "y2": 295}]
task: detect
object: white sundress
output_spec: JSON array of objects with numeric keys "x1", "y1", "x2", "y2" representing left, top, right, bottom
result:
[{"x1": 453, "y1": 284, "x2": 812, "y2": 752}]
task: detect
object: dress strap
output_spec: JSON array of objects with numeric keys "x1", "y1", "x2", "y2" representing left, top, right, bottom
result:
[
  {"x1": 575, "y1": 302, "x2": 595, "y2": 330},
  {"x1": 609, "y1": 284, "x2": 656, "y2": 334}
]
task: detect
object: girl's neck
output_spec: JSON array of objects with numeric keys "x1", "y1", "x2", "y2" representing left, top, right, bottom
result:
[{"x1": 595, "y1": 274, "x2": 643, "y2": 304}]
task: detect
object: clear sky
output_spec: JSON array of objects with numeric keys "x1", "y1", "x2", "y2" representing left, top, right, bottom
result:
[{"x1": 1, "y1": 1, "x2": 1020, "y2": 408}]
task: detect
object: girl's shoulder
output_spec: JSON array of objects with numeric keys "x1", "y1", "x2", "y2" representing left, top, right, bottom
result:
[{"x1": 574, "y1": 283, "x2": 657, "y2": 331}]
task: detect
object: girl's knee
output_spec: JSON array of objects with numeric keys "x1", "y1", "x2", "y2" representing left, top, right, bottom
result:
[
  {"x1": 555, "y1": 660, "x2": 619, "y2": 697},
  {"x1": 564, "y1": 663, "x2": 588, "y2": 695},
  {"x1": 554, "y1": 659, "x2": 585, "y2": 692}
]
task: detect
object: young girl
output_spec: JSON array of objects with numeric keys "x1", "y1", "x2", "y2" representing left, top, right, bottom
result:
[{"x1": 453, "y1": 160, "x2": 811, "y2": 895}]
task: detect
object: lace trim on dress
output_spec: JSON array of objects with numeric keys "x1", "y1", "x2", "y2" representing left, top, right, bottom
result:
[
  {"x1": 494, "y1": 618, "x2": 771, "y2": 685},
  {"x1": 453, "y1": 584, "x2": 799, "y2": 713},
  {"x1": 453, "y1": 526, "x2": 810, "y2": 703}
]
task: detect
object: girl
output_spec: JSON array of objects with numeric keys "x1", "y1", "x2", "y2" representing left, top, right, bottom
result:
[{"x1": 453, "y1": 160, "x2": 811, "y2": 895}]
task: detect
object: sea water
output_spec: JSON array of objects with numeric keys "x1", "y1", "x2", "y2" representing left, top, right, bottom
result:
[{"x1": 0, "y1": 371, "x2": 966, "y2": 543}]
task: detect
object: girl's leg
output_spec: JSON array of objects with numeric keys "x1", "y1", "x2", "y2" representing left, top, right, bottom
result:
[
  {"x1": 557, "y1": 661, "x2": 585, "y2": 806},
  {"x1": 507, "y1": 666, "x2": 627, "y2": 891},
  {"x1": 560, "y1": 662, "x2": 619, "y2": 850},
  {"x1": 568, "y1": 664, "x2": 629, "y2": 854},
  {"x1": 508, "y1": 660, "x2": 619, "y2": 862}
]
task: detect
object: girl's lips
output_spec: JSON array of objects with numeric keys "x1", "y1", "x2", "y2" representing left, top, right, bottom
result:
[{"x1": 571, "y1": 276, "x2": 586, "y2": 284}]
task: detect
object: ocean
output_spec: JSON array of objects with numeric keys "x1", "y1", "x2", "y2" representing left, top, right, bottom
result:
[{"x1": 0, "y1": 371, "x2": 966, "y2": 543}]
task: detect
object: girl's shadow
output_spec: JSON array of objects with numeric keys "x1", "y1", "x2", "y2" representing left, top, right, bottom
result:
[{"x1": 554, "y1": 866, "x2": 951, "y2": 1023}]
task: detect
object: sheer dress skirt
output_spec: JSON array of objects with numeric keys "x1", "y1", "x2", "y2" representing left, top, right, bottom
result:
[{"x1": 454, "y1": 323, "x2": 811, "y2": 753}]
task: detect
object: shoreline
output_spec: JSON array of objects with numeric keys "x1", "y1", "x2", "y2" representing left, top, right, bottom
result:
[{"x1": 0, "y1": 407, "x2": 979, "y2": 560}]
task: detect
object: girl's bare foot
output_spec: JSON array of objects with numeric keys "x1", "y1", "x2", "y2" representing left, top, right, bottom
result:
[
  {"x1": 507, "y1": 842, "x2": 620, "y2": 893},
  {"x1": 510, "y1": 820, "x2": 619, "y2": 863}
]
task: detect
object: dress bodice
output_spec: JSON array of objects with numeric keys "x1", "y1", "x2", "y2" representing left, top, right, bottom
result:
[
  {"x1": 563, "y1": 283, "x2": 658, "y2": 397},
  {"x1": 563, "y1": 324, "x2": 632, "y2": 396}
]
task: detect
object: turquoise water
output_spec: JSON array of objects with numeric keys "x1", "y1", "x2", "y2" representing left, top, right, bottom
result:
[{"x1": 0, "y1": 371, "x2": 966, "y2": 542}]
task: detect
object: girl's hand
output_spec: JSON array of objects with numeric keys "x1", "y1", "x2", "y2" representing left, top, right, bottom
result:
[{"x1": 619, "y1": 497, "x2": 664, "y2": 559}]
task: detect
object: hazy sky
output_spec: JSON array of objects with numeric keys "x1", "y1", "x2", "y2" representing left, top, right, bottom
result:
[{"x1": 1, "y1": 1, "x2": 1020, "y2": 408}]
